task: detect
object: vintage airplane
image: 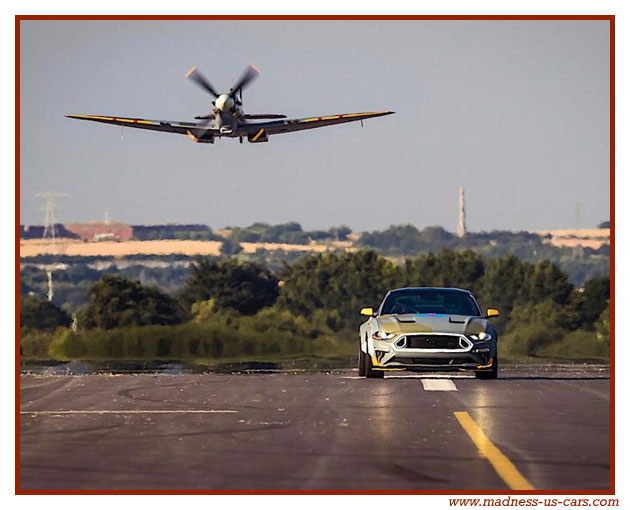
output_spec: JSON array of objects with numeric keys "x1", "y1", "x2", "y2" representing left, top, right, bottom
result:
[{"x1": 66, "y1": 65, "x2": 394, "y2": 144}]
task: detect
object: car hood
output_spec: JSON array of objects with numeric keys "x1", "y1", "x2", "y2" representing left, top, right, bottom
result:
[{"x1": 376, "y1": 314, "x2": 489, "y2": 336}]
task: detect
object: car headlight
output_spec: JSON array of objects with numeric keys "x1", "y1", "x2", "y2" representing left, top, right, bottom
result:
[
  {"x1": 469, "y1": 331, "x2": 492, "y2": 341},
  {"x1": 372, "y1": 331, "x2": 396, "y2": 341}
]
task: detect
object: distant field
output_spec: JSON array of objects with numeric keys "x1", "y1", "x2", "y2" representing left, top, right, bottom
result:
[
  {"x1": 535, "y1": 228, "x2": 610, "y2": 249},
  {"x1": 19, "y1": 228, "x2": 609, "y2": 257},
  {"x1": 19, "y1": 239, "x2": 353, "y2": 258}
]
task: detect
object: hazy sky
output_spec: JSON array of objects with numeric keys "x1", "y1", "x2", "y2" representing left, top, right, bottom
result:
[{"x1": 19, "y1": 20, "x2": 610, "y2": 232}]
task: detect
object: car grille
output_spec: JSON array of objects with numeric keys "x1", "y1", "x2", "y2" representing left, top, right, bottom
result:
[
  {"x1": 392, "y1": 357, "x2": 473, "y2": 366},
  {"x1": 403, "y1": 334, "x2": 465, "y2": 350}
]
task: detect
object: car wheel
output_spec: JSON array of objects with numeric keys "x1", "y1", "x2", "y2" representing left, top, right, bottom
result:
[
  {"x1": 365, "y1": 353, "x2": 384, "y2": 379},
  {"x1": 475, "y1": 354, "x2": 498, "y2": 380},
  {"x1": 358, "y1": 347, "x2": 367, "y2": 377}
]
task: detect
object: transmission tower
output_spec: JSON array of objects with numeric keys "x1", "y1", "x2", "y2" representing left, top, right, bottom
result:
[
  {"x1": 35, "y1": 190, "x2": 68, "y2": 241},
  {"x1": 456, "y1": 186, "x2": 467, "y2": 237},
  {"x1": 46, "y1": 270, "x2": 54, "y2": 302},
  {"x1": 35, "y1": 191, "x2": 68, "y2": 299}
]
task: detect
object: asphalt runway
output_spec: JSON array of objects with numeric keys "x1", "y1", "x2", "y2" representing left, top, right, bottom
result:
[{"x1": 19, "y1": 366, "x2": 611, "y2": 491}]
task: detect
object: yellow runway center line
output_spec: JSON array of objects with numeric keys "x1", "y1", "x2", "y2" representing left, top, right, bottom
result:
[{"x1": 454, "y1": 411, "x2": 536, "y2": 490}]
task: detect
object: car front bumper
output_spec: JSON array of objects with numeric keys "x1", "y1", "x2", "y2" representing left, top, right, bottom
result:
[{"x1": 370, "y1": 337, "x2": 496, "y2": 371}]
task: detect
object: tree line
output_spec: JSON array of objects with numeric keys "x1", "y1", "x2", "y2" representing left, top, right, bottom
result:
[
  {"x1": 357, "y1": 224, "x2": 609, "y2": 286},
  {"x1": 22, "y1": 249, "x2": 610, "y2": 357},
  {"x1": 227, "y1": 222, "x2": 352, "y2": 245}
]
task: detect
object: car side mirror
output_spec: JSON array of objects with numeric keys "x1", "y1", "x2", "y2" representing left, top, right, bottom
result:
[
  {"x1": 360, "y1": 307, "x2": 374, "y2": 317},
  {"x1": 486, "y1": 308, "x2": 500, "y2": 318}
]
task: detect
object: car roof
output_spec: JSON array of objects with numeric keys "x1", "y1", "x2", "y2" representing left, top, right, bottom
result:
[{"x1": 388, "y1": 287, "x2": 473, "y2": 294}]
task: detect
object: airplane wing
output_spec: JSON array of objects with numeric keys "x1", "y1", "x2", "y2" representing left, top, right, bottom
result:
[
  {"x1": 65, "y1": 114, "x2": 216, "y2": 141},
  {"x1": 245, "y1": 111, "x2": 394, "y2": 139},
  {"x1": 66, "y1": 110, "x2": 395, "y2": 143}
]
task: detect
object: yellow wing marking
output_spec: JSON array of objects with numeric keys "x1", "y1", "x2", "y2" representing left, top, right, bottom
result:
[
  {"x1": 301, "y1": 111, "x2": 391, "y2": 123},
  {"x1": 69, "y1": 114, "x2": 114, "y2": 121},
  {"x1": 67, "y1": 114, "x2": 156, "y2": 125},
  {"x1": 251, "y1": 128, "x2": 265, "y2": 142}
]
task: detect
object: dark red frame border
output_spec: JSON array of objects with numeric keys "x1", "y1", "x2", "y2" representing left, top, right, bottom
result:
[{"x1": 15, "y1": 14, "x2": 615, "y2": 496}]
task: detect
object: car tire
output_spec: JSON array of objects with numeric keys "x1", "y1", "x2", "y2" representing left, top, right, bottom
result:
[
  {"x1": 475, "y1": 354, "x2": 498, "y2": 380},
  {"x1": 365, "y1": 353, "x2": 384, "y2": 379},
  {"x1": 358, "y1": 347, "x2": 367, "y2": 377}
]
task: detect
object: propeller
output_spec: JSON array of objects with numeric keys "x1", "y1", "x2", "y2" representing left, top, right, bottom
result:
[
  {"x1": 230, "y1": 64, "x2": 260, "y2": 98},
  {"x1": 185, "y1": 67, "x2": 220, "y2": 98},
  {"x1": 185, "y1": 64, "x2": 261, "y2": 138}
]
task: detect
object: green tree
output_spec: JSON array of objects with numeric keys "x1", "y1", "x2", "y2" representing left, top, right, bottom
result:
[
  {"x1": 403, "y1": 250, "x2": 485, "y2": 294},
  {"x1": 278, "y1": 250, "x2": 401, "y2": 328},
  {"x1": 357, "y1": 224, "x2": 424, "y2": 254},
  {"x1": 478, "y1": 255, "x2": 529, "y2": 316},
  {"x1": 519, "y1": 260, "x2": 574, "y2": 307},
  {"x1": 180, "y1": 258, "x2": 279, "y2": 315},
  {"x1": 79, "y1": 275, "x2": 185, "y2": 329},
  {"x1": 421, "y1": 226, "x2": 454, "y2": 243},
  {"x1": 229, "y1": 222, "x2": 309, "y2": 244},
  {"x1": 578, "y1": 276, "x2": 610, "y2": 327},
  {"x1": 329, "y1": 225, "x2": 352, "y2": 241},
  {"x1": 20, "y1": 294, "x2": 71, "y2": 331}
]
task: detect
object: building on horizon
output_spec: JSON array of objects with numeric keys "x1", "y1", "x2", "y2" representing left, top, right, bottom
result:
[{"x1": 65, "y1": 222, "x2": 133, "y2": 242}]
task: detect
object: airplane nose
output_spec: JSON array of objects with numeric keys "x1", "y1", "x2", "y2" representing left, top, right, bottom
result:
[{"x1": 216, "y1": 94, "x2": 234, "y2": 111}]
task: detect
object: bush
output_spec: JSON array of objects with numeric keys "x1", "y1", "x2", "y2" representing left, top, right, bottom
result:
[
  {"x1": 537, "y1": 330, "x2": 609, "y2": 361},
  {"x1": 509, "y1": 299, "x2": 581, "y2": 332},
  {"x1": 501, "y1": 323, "x2": 566, "y2": 357},
  {"x1": 44, "y1": 308, "x2": 350, "y2": 362},
  {"x1": 20, "y1": 329, "x2": 56, "y2": 358},
  {"x1": 49, "y1": 329, "x2": 86, "y2": 359},
  {"x1": 595, "y1": 302, "x2": 610, "y2": 346}
]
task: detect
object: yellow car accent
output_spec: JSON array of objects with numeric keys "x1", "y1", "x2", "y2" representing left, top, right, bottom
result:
[
  {"x1": 371, "y1": 355, "x2": 384, "y2": 367},
  {"x1": 476, "y1": 359, "x2": 494, "y2": 369},
  {"x1": 360, "y1": 307, "x2": 374, "y2": 316},
  {"x1": 486, "y1": 308, "x2": 501, "y2": 318}
]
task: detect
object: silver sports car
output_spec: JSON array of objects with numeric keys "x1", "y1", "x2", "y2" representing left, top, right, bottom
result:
[{"x1": 358, "y1": 287, "x2": 500, "y2": 379}]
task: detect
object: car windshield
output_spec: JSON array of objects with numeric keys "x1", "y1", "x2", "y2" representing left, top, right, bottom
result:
[{"x1": 380, "y1": 289, "x2": 480, "y2": 316}]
